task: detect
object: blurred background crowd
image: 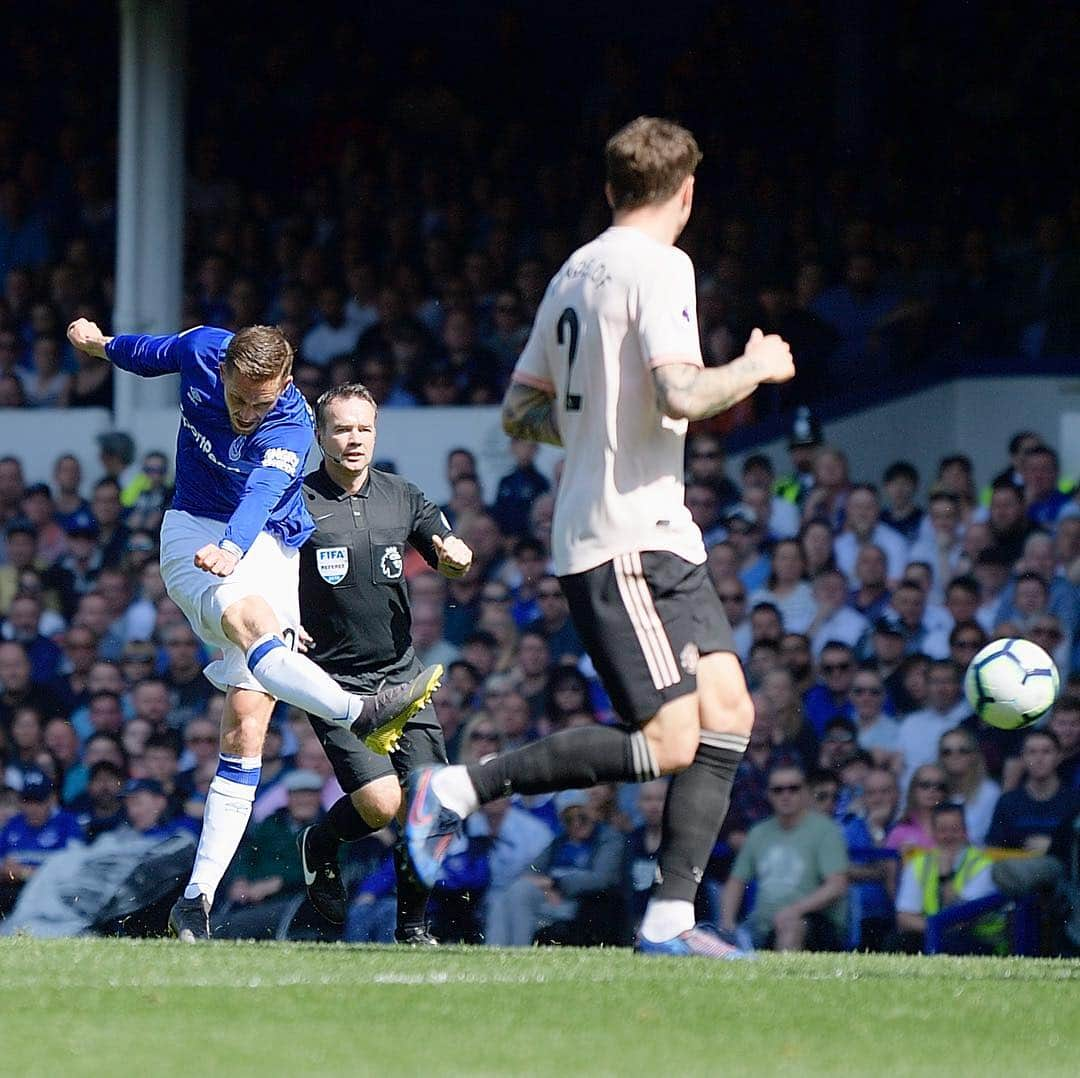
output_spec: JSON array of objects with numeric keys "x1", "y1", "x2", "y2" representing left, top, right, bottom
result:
[{"x1": 1, "y1": 2, "x2": 1080, "y2": 951}]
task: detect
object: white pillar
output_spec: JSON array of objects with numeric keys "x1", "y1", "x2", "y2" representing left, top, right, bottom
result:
[{"x1": 113, "y1": 0, "x2": 187, "y2": 425}]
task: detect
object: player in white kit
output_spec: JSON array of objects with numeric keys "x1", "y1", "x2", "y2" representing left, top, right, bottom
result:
[{"x1": 406, "y1": 117, "x2": 794, "y2": 956}]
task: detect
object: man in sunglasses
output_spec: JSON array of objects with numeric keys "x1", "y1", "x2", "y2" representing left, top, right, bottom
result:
[{"x1": 719, "y1": 762, "x2": 849, "y2": 951}]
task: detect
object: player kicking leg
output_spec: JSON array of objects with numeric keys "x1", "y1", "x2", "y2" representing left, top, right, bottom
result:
[{"x1": 407, "y1": 554, "x2": 755, "y2": 958}]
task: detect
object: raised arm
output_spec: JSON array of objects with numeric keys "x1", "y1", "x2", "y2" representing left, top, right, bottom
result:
[
  {"x1": 501, "y1": 380, "x2": 562, "y2": 447},
  {"x1": 67, "y1": 317, "x2": 187, "y2": 378},
  {"x1": 652, "y1": 328, "x2": 794, "y2": 422}
]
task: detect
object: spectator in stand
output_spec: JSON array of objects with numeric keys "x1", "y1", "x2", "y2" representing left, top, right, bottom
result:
[
  {"x1": 410, "y1": 599, "x2": 460, "y2": 670},
  {"x1": 939, "y1": 727, "x2": 1000, "y2": 845},
  {"x1": 909, "y1": 490, "x2": 965, "y2": 600},
  {"x1": 485, "y1": 788, "x2": 624, "y2": 947},
  {"x1": 69, "y1": 761, "x2": 125, "y2": 841},
  {"x1": 0, "y1": 641, "x2": 62, "y2": 728},
  {"x1": 802, "y1": 641, "x2": 857, "y2": 736},
  {"x1": 887, "y1": 763, "x2": 948, "y2": 853},
  {"x1": 0, "y1": 771, "x2": 84, "y2": 917},
  {"x1": 301, "y1": 285, "x2": 361, "y2": 367},
  {"x1": 798, "y1": 521, "x2": 836, "y2": 583},
  {"x1": 19, "y1": 334, "x2": 70, "y2": 408},
  {"x1": 987, "y1": 478, "x2": 1035, "y2": 564},
  {"x1": 849, "y1": 665, "x2": 900, "y2": 770},
  {"x1": 20, "y1": 483, "x2": 65, "y2": 567},
  {"x1": 1050, "y1": 696, "x2": 1080, "y2": 789},
  {"x1": 802, "y1": 447, "x2": 851, "y2": 533},
  {"x1": 89, "y1": 478, "x2": 129, "y2": 570},
  {"x1": 888, "y1": 581, "x2": 940, "y2": 657},
  {"x1": 0, "y1": 457, "x2": 26, "y2": 530},
  {"x1": 997, "y1": 533, "x2": 1079, "y2": 645},
  {"x1": 807, "y1": 568, "x2": 870, "y2": 658},
  {"x1": 774, "y1": 407, "x2": 822, "y2": 508},
  {"x1": 216, "y1": 770, "x2": 325, "y2": 940},
  {"x1": 881, "y1": 461, "x2": 924, "y2": 545},
  {"x1": 834, "y1": 484, "x2": 909, "y2": 589},
  {"x1": 527, "y1": 576, "x2": 582, "y2": 663},
  {"x1": 778, "y1": 632, "x2": 815, "y2": 696},
  {"x1": 760, "y1": 668, "x2": 819, "y2": 768},
  {"x1": 508, "y1": 538, "x2": 547, "y2": 628},
  {"x1": 724, "y1": 505, "x2": 770, "y2": 593},
  {"x1": 160, "y1": 625, "x2": 212, "y2": 726},
  {"x1": 2, "y1": 594, "x2": 62, "y2": 684},
  {"x1": 721, "y1": 762, "x2": 848, "y2": 951},
  {"x1": 892, "y1": 802, "x2": 1003, "y2": 955},
  {"x1": 684, "y1": 432, "x2": 740, "y2": 510},
  {"x1": 1020, "y1": 444, "x2": 1071, "y2": 527},
  {"x1": 121, "y1": 450, "x2": 173, "y2": 534},
  {"x1": 947, "y1": 621, "x2": 988, "y2": 674},
  {"x1": 51, "y1": 454, "x2": 88, "y2": 532},
  {"x1": 987, "y1": 730, "x2": 1080, "y2": 853},
  {"x1": 750, "y1": 539, "x2": 816, "y2": 635},
  {"x1": 897, "y1": 659, "x2": 969, "y2": 792},
  {"x1": 850, "y1": 543, "x2": 892, "y2": 624},
  {"x1": 740, "y1": 454, "x2": 800, "y2": 539},
  {"x1": 492, "y1": 439, "x2": 549, "y2": 541}
]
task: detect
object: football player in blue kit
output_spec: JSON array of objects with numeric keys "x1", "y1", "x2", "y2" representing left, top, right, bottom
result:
[{"x1": 66, "y1": 318, "x2": 442, "y2": 941}]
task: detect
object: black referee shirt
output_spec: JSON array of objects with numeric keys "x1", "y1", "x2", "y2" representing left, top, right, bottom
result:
[{"x1": 299, "y1": 464, "x2": 450, "y2": 680}]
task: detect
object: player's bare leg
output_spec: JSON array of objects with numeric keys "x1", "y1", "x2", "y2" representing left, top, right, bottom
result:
[
  {"x1": 170, "y1": 687, "x2": 274, "y2": 942},
  {"x1": 220, "y1": 595, "x2": 442, "y2": 753},
  {"x1": 638, "y1": 652, "x2": 753, "y2": 949}
]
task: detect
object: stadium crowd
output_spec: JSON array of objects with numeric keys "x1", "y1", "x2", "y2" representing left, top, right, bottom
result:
[
  {"x1": 1, "y1": 415, "x2": 1079, "y2": 952},
  {"x1": 2, "y1": 4, "x2": 1080, "y2": 951},
  {"x1": 2, "y1": 6, "x2": 1080, "y2": 418}
]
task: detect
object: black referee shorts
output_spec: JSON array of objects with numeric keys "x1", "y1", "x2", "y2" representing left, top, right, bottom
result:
[
  {"x1": 559, "y1": 550, "x2": 735, "y2": 727},
  {"x1": 306, "y1": 656, "x2": 448, "y2": 793}
]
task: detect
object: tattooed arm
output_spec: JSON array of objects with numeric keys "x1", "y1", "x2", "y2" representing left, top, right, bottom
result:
[
  {"x1": 652, "y1": 328, "x2": 795, "y2": 422},
  {"x1": 501, "y1": 381, "x2": 563, "y2": 446}
]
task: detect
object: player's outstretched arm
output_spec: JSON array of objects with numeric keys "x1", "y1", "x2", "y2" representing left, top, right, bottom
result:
[
  {"x1": 652, "y1": 328, "x2": 794, "y2": 422},
  {"x1": 501, "y1": 381, "x2": 562, "y2": 447},
  {"x1": 68, "y1": 318, "x2": 189, "y2": 378}
]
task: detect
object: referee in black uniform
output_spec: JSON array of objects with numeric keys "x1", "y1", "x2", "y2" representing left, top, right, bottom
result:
[{"x1": 296, "y1": 383, "x2": 473, "y2": 944}]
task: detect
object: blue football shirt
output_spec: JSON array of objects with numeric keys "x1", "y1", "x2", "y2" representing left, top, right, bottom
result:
[{"x1": 106, "y1": 326, "x2": 314, "y2": 554}]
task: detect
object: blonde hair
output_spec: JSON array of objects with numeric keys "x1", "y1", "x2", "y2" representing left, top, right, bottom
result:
[{"x1": 605, "y1": 116, "x2": 702, "y2": 211}]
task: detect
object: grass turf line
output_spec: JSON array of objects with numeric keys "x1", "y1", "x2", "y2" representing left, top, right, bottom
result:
[{"x1": 2, "y1": 939, "x2": 1078, "y2": 1076}]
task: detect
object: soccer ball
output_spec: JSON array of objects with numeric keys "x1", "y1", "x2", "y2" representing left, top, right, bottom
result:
[{"x1": 964, "y1": 638, "x2": 1060, "y2": 730}]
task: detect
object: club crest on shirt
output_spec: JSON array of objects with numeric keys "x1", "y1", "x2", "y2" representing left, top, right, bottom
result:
[
  {"x1": 316, "y1": 547, "x2": 349, "y2": 585},
  {"x1": 379, "y1": 545, "x2": 403, "y2": 580},
  {"x1": 228, "y1": 436, "x2": 246, "y2": 461}
]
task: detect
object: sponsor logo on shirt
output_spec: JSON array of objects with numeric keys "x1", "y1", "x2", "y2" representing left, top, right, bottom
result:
[
  {"x1": 316, "y1": 547, "x2": 349, "y2": 585},
  {"x1": 178, "y1": 407, "x2": 243, "y2": 474},
  {"x1": 261, "y1": 447, "x2": 300, "y2": 476}
]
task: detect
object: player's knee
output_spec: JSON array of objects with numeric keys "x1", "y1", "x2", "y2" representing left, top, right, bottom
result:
[
  {"x1": 697, "y1": 653, "x2": 754, "y2": 735},
  {"x1": 220, "y1": 595, "x2": 278, "y2": 650},
  {"x1": 353, "y1": 778, "x2": 401, "y2": 829}
]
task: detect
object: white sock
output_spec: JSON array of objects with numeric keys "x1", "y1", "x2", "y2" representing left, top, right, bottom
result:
[
  {"x1": 246, "y1": 634, "x2": 362, "y2": 722},
  {"x1": 184, "y1": 754, "x2": 261, "y2": 906},
  {"x1": 639, "y1": 898, "x2": 695, "y2": 942},
  {"x1": 431, "y1": 765, "x2": 479, "y2": 818}
]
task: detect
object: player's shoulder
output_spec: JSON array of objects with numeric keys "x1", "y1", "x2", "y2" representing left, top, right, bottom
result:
[{"x1": 178, "y1": 325, "x2": 233, "y2": 359}]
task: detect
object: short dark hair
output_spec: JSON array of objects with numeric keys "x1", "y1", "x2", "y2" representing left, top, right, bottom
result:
[
  {"x1": 605, "y1": 116, "x2": 703, "y2": 211},
  {"x1": 931, "y1": 801, "x2": 966, "y2": 824},
  {"x1": 991, "y1": 477, "x2": 1023, "y2": 498},
  {"x1": 1008, "y1": 431, "x2": 1038, "y2": 455},
  {"x1": 1023, "y1": 728, "x2": 1060, "y2": 751},
  {"x1": 883, "y1": 460, "x2": 918, "y2": 485},
  {"x1": 315, "y1": 382, "x2": 378, "y2": 430}
]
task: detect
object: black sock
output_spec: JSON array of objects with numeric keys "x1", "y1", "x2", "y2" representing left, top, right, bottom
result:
[
  {"x1": 466, "y1": 725, "x2": 659, "y2": 804},
  {"x1": 393, "y1": 839, "x2": 430, "y2": 933},
  {"x1": 654, "y1": 733, "x2": 746, "y2": 904},
  {"x1": 307, "y1": 794, "x2": 377, "y2": 862}
]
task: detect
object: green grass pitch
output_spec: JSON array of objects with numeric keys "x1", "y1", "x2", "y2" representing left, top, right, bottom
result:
[{"x1": 2, "y1": 939, "x2": 1078, "y2": 1075}]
